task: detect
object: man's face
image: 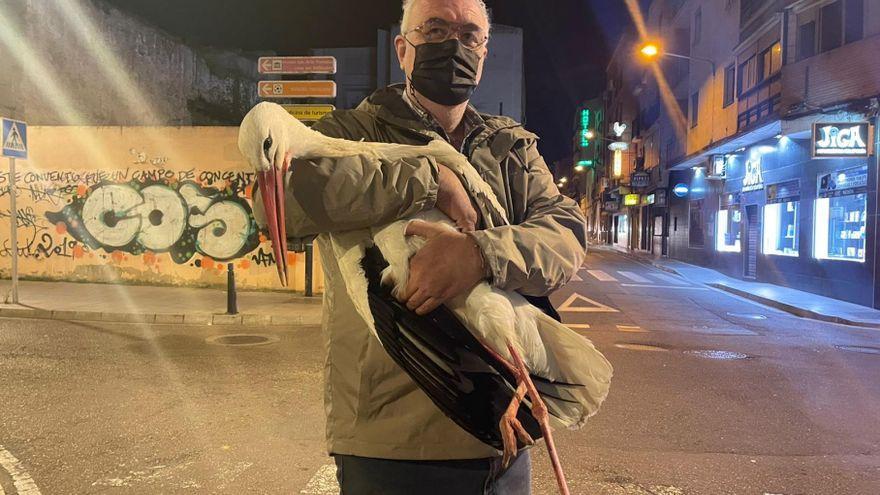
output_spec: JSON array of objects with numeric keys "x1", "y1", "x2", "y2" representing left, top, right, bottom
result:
[{"x1": 395, "y1": 0, "x2": 490, "y2": 104}]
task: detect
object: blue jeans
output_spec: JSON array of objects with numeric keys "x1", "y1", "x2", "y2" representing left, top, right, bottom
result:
[{"x1": 333, "y1": 451, "x2": 531, "y2": 495}]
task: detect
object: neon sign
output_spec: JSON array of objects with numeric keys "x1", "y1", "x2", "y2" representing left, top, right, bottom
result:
[
  {"x1": 742, "y1": 154, "x2": 764, "y2": 192},
  {"x1": 813, "y1": 122, "x2": 871, "y2": 157}
]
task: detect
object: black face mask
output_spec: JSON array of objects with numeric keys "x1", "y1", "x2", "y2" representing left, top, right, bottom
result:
[{"x1": 407, "y1": 38, "x2": 481, "y2": 106}]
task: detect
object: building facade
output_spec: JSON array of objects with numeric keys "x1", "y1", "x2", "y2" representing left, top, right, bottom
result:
[{"x1": 607, "y1": 0, "x2": 880, "y2": 308}]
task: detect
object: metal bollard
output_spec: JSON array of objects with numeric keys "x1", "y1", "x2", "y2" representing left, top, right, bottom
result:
[
  {"x1": 227, "y1": 263, "x2": 238, "y2": 315},
  {"x1": 304, "y1": 243, "x2": 313, "y2": 297}
]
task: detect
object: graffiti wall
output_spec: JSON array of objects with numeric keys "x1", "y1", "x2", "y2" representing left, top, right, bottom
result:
[{"x1": 0, "y1": 126, "x2": 324, "y2": 293}]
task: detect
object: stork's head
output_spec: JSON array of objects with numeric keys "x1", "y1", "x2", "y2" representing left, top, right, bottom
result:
[{"x1": 238, "y1": 102, "x2": 299, "y2": 287}]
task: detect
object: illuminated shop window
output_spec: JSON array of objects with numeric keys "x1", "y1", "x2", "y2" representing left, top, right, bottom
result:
[
  {"x1": 716, "y1": 207, "x2": 742, "y2": 252},
  {"x1": 763, "y1": 202, "x2": 799, "y2": 257},
  {"x1": 814, "y1": 165, "x2": 867, "y2": 262},
  {"x1": 815, "y1": 194, "x2": 866, "y2": 262}
]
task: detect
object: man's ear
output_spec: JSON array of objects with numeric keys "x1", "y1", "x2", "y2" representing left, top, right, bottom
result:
[{"x1": 394, "y1": 35, "x2": 407, "y2": 70}]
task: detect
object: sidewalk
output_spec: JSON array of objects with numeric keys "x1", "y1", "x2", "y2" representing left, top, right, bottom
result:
[
  {"x1": 602, "y1": 246, "x2": 880, "y2": 329},
  {"x1": 0, "y1": 279, "x2": 322, "y2": 327}
]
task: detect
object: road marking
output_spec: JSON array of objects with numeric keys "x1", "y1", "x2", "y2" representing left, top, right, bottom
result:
[
  {"x1": 617, "y1": 325, "x2": 647, "y2": 333},
  {"x1": 569, "y1": 271, "x2": 583, "y2": 282},
  {"x1": 566, "y1": 323, "x2": 592, "y2": 329},
  {"x1": 558, "y1": 293, "x2": 619, "y2": 313},
  {"x1": 587, "y1": 270, "x2": 617, "y2": 282},
  {"x1": 618, "y1": 271, "x2": 650, "y2": 283},
  {"x1": 648, "y1": 272, "x2": 687, "y2": 285},
  {"x1": 621, "y1": 284, "x2": 708, "y2": 290},
  {"x1": 301, "y1": 464, "x2": 339, "y2": 494},
  {"x1": 0, "y1": 445, "x2": 42, "y2": 495}
]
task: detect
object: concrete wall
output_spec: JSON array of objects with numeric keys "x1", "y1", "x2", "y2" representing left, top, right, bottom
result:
[
  {"x1": 0, "y1": 126, "x2": 324, "y2": 293},
  {"x1": 0, "y1": 0, "x2": 260, "y2": 126}
]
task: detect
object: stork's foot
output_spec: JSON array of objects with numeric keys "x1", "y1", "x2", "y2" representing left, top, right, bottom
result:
[
  {"x1": 507, "y1": 343, "x2": 571, "y2": 495},
  {"x1": 499, "y1": 381, "x2": 534, "y2": 468}
]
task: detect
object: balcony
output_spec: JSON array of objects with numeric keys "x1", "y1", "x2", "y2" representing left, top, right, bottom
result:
[
  {"x1": 737, "y1": 73, "x2": 782, "y2": 132},
  {"x1": 781, "y1": 34, "x2": 880, "y2": 115}
]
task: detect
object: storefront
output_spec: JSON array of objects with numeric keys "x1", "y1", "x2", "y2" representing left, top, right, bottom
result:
[{"x1": 704, "y1": 117, "x2": 878, "y2": 306}]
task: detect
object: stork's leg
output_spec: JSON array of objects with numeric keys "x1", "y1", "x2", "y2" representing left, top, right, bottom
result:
[
  {"x1": 507, "y1": 343, "x2": 571, "y2": 495},
  {"x1": 499, "y1": 380, "x2": 534, "y2": 469}
]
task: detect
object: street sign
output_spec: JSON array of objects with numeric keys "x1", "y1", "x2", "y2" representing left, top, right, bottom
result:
[
  {"x1": 258, "y1": 56, "x2": 337, "y2": 75},
  {"x1": 259, "y1": 81, "x2": 337, "y2": 99},
  {"x1": 281, "y1": 104, "x2": 335, "y2": 121},
  {"x1": 2, "y1": 118, "x2": 27, "y2": 159}
]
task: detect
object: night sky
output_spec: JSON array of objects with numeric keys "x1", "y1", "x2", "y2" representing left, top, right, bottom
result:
[{"x1": 105, "y1": 0, "x2": 632, "y2": 165}]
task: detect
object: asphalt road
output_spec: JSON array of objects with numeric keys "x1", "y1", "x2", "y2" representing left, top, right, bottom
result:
[{"x1": 1, "y1": 250, "x2": 879, "y2": 494}]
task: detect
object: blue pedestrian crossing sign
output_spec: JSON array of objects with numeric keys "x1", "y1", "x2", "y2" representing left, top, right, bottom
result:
[{"x1": 2, "y1": 118, "x2": 28, "y2": 159}]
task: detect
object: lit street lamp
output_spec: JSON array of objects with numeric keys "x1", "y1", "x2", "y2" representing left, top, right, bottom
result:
[{"x1": 637, "y1": 41, "x2": 716, "y2": 73}]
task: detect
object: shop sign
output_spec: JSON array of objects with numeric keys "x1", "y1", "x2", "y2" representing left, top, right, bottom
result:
[
  {"x1": 812, "y1": 122, "x2": 872, "y2": 158},
  {"x1": 645, "y1": 193, "x2": 655, "y2": 205},
  {"x1": 672, "y1": 183, "x2": 689, "y2": 197},
  {"x1": 742, "y1": 154, "x2": 764, "y2": 192},
  {"x1": 630, "y1": 171, "x2": 650, "y2": 188},
  {"x1": 818, "y1": 164, "x2": 868, "y2": 198},
  {"x1": 766, "y1": 179, "x2": 800, "y2": 204},
  {"x1": 711, "y1": 155, "x2": 727, "y2": 177},
  {"x1": 603, "y1": 201, "x2": 619, "y2": 212},
  {"x1": 624, "y1": 194, "x2": 640, "y2": 206}
]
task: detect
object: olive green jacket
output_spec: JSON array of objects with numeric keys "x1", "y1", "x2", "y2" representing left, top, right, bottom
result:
[{"x1": 265, "y1": 85, "x2": 586, "y2": 460}]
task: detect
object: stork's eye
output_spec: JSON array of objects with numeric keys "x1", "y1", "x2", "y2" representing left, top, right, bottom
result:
[{"x1": 263, "y1": 136, "x2": 273, "y2": 153}]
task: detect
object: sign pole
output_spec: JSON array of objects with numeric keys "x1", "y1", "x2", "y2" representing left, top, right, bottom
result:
[{"x1": 9, "y1": 156, "x2": 18, "y2": 304}]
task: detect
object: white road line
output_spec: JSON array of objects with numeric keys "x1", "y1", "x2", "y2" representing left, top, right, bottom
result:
[
  {"x1": 569, "y1": 271, "x2": 583, "y2": 282},
  {"x1": 558, "y1": 293, "x2": 619, "y2": 313},
  {"x1": 300, "y1": 464, "x2": 339, "y2": 494},
  {"x1": 587, "y1": 270, "x2": 618, "y2": 282},
  {"x1": 648, "y1": 272, "x2": 687, "y2": 285},
  {"x1": 566, "y1": 323, "x2": 592, "y2": 329},
  {"x1": 616, "y1": 325, "x2": 648, "y2": 333},
  {"x1": 618, "y1": 271, "x2": 650, "y2": 283},
  {"x1": 621, "y1": 284, "x2": 708, "y2": 290},
  {"x1": 0, "y1": 445, "x2": 42, "y2": 495}
]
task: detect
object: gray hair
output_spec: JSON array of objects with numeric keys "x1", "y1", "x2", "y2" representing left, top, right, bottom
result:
[{"x1": 400, "y1": 0, "x2": 491, "y2": 32}]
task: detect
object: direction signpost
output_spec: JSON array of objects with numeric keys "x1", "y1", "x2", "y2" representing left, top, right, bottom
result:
[
  {"x1": 258, "y1": 80, "x2": 337, "y2": 99},
  {"x1": 281, "y1": 104, "x2": 335, "y2": 121},
  {"x1": 256, "y1": 56, "x2": 338, "y2": 296},
  {"x1": 258, "y1": 56, "x2": 337, "y2": 75},
  {"x1": 1, "y1": 117, "x2": 27, "y2": 304}
]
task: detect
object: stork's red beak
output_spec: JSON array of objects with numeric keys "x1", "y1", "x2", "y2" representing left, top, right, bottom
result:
[{"x1": 258, "y1": 158, "x2": 289, "y2": 287}]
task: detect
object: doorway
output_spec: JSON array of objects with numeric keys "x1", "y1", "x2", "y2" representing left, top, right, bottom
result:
[{"x1": 744, "y1": 205, "x2": 759, "y2": 279}]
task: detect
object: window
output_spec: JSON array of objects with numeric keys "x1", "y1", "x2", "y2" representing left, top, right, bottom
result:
[
  {"x1": 723, "y1": 64, "x2": 736, "y2": 107},
  {"x1": 763, "y1": 202, "x2": 799, "y2": 256},
  {"x1": 693, "y1": 7, "x2": 702, "y2": 46},
  {"x1": 845, "y1": 0, "x2": 864, "y2": 44},
  {"x1": 797, "y1": 21, "x2": 817, "y2": 61},
  {"x1": 689, "y1": 200, "x2": 704, "y2": 248},
  {"x1": 757, "y1": 42, "x2": 782, "y2": 83},
  {"x1": 814, "y1": 165, "x2": 868, "y2": 262},
  {"x1": 717, "y1": 207, "x2": 742, "y2": 252},
  {"x1": 738, "y1": 55, "x2": 757, "y2": 95},
  {"x1": 815, "y1": 194, "x2": 866, "y2": 261},
  {"x1": 690, "y1": 91, "x2": 699, "y2": 127},
  {"x1": 820, "y1": 1, "x2": 843, "y2": 53}
]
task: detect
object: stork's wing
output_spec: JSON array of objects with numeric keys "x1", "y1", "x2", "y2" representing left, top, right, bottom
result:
[{"x1": 361, "y1": 245, "x2": 541, "y2": 450}]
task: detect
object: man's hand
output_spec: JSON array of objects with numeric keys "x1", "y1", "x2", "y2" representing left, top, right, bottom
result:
[
  {"x1": 436, "y1": 165, "x2": 478, "y2": 232},
  {"x1": 400, "y1": 220, "x2": 486, "y2": 315}
]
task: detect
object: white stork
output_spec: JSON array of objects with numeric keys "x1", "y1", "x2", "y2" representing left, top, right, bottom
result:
[{"x1": 238, "y1": 101, "x2": 612, "y2": 495}]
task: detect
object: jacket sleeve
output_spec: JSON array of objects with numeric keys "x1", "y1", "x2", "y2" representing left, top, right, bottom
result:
[
  {"x1": 251, "y1": 111, "x2": 441, "y2": 238},
  {"x1": 465, "y1": 139, "x2": 587, "y2": 297}
]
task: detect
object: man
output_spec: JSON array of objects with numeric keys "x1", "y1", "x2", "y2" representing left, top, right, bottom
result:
[{"x1": 269, "y1": 0, "x2": 586, "y2": 492}]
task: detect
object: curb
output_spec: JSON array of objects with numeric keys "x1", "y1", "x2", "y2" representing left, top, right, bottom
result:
[
  {"x1": 0, "y1": 306, "x2": 321, "y2": 327},
  {"x1": 601, "y1": 247, "x2": 682, "y2": 276},
  {"x1": 709, "y1": 283, "x2": 880, "y2": 330}
]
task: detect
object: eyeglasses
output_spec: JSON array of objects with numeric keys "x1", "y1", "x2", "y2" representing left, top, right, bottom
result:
[{"x1": 403, "y1": 18, "x2": 489, "y2": 51}]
